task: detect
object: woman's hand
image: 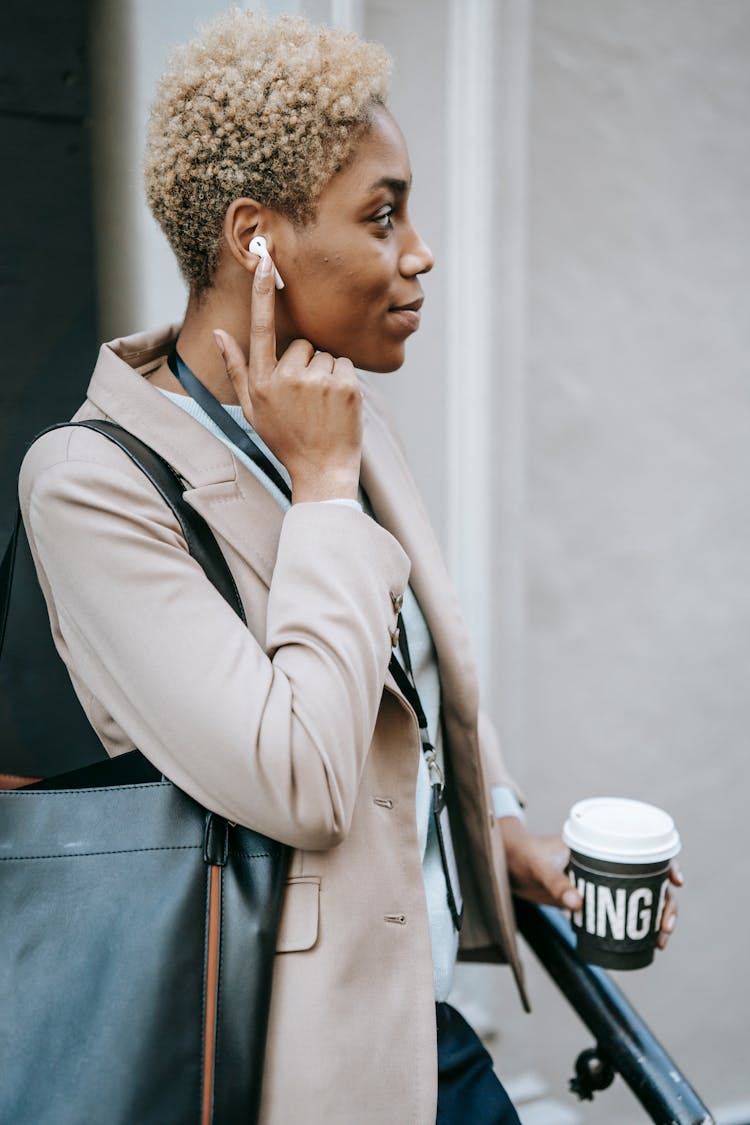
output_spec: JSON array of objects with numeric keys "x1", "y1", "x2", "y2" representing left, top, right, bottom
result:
[
  {"x1": 213, "y1": 253, "x2": 363, "y2": 504},
  {"x1": 656, "y1": 861, "x2": 682, "y2": 951},
  {"x1": 499, "y1": 818, "x2": 682, "y2": 951},
  {"x1": 500, "y1": 818, "x2": 582, "y2": 911}
]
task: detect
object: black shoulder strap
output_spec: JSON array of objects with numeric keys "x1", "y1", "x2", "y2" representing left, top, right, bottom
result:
[
  {"x1": 0, "y1": 509, "x2": 21, "y2": 662},
  {"x1": 69, "y1": 420, "x2": 246, "y2": 623},
  {"x1": 0, "y1": 421, "x2": 246, "y2": 777},
  {"x1": 2, "y1": 420, "x2": 246, "y2": 649}
]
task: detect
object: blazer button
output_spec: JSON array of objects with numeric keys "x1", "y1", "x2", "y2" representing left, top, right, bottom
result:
[
  {"x1": 390, "y1": 627, "x2": 400, "y2": 649},
  {"x1": 390, "y1": 591, "x2": 404, "y2": 613}
]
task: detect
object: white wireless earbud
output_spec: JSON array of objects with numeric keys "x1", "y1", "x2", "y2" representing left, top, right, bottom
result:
[{"x1": 248, "y1": 235, "x2": 285, "y2": 290}]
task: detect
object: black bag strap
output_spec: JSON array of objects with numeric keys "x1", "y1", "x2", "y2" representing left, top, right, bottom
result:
[
  {"x1": 77, "y1": 420, "x2": 246, "y2": 623},
  {"x1": 0, "y1": 510, "x2": 22, "y2": 661},
  {"x1": 1, "y1": 421, "x2": 247, "y2": 779},
  {"x1": 1, "y1": 419, "x2": 246, "y2": 664}
]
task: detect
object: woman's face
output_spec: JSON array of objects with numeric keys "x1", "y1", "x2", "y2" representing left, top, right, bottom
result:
[{"x1": 273, "y1": 106, "x2": 434, "y2": 373}]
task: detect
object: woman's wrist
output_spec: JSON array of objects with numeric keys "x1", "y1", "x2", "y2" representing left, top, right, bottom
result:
[{"x1": 291, "y1": 467, "x2": 360, "y2": 504}]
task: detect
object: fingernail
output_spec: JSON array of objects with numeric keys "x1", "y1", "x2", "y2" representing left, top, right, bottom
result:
[
  {"x1": 212, "y1": 330, "x2": 225, "y2": 355},
  {"x1": 562, "y1": 890, "x2": 581, "y2": 911},
  {"x1": 258, "y1": 253, "x2": 273, "y2": 276},
  {"x1": 665, "y1": 915, "x2": 676, "y2": 933}
]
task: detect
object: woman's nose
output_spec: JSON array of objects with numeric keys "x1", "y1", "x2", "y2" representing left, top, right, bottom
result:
[{"x1": 400, "y1": 225, "x2": 434, "y2": 278}]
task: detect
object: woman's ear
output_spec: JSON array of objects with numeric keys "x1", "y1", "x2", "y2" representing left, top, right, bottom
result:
[{"x1": 223, "y1": 199, "x2": 278, "y2": 275}]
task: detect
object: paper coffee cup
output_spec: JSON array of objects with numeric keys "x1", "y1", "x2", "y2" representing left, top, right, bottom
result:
[{"x1": 563, "y1": 797, "x2": 681, "y2": 970}]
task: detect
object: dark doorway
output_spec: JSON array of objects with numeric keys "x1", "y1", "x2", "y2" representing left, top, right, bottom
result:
[
  {"x1": 1, "y1": 0, "x2": 98, "y2": 542},
  {"x1": 1, "y1": 1, "x2": 102, "y2": 775}
]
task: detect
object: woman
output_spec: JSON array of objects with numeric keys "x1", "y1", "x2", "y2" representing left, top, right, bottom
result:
[{"x1": 19, "y1": 11, "x2": 679, "y2": 1123}]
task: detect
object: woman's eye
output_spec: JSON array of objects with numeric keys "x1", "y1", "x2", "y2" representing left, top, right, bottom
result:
[{"x1": 372, "y1": 207, "x2": 394, "y2": 229}]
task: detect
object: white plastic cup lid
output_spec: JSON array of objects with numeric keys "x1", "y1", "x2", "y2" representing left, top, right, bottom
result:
[{"x1": 563, "y1": 797, "x2": 681, "y2": 864}]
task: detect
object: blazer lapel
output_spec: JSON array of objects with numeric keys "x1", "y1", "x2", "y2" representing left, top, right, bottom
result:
[
  {"x1": 83, "y1": 327, "x2": 284, "y2": 587},
  {"x1": 360, "y1": 388, "x2": 479, "y2": 735}
]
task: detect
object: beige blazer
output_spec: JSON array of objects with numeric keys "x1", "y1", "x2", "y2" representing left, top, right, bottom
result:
[{"x1": 19, "y1": 325, "x2": 528, "y2": 1125}]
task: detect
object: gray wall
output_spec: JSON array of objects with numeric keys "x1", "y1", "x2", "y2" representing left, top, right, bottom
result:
[{"x1": 92, "y1": 2, "x2": 750, "y2": 1120}]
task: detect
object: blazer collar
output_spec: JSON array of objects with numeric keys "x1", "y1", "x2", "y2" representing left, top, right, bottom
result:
[{"x1": 87, "y1": 324, "x2": 237, "y2": 487}]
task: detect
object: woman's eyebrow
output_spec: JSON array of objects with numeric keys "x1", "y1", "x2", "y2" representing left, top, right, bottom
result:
[{"x1": 367, "y1": 175, "x2": 411, "y2": 196}]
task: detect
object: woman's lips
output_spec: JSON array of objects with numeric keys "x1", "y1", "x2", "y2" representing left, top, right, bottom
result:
[{"x1": 388, "y1": 298, "x2": 423, "y2": 334}]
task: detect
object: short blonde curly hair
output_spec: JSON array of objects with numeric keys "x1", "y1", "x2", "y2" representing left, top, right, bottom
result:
[{"x1": 144, "y1": 8, "x2": 391, "y2": 292}]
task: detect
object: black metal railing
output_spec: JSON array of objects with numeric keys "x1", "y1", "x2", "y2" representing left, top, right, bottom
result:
[{"x1": 513, "y1": 898, "x2": 715, "y2": 1124}]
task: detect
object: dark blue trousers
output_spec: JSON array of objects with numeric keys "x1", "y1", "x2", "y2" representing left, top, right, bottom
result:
[{"x1": 436, "y1": 1003, "x2": 521, "y2": 1124}]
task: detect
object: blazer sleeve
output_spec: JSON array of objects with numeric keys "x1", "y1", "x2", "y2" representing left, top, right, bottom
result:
[
  {"x1": 477, "y1": 708, "x2": 526, "y2": 809},
  {"x1": 19, "y1": 429, "x2": 410, "y2": 849}
]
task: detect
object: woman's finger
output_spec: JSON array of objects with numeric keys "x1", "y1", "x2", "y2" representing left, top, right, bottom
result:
[
  {"x1": 544, "y1": 863, "x2": 581, "y2": 911},
  {"x1": 656, "y1": 862, "x2": 683, "y2": 949},
  {"x1": 501, "y1": 825, "x2": 583, "y2": 910},
  {"x1": 656, "y1": 891, "x2": 678, "y2": 950},
  {"x1": 532, "y1": 836, "x2": 581, "y2": 910},
  {"x1": 661, "y1": 892, "x2": 678, "y2": 931},
  {"x1": 213, "y1": 329, "x2": 255, "y2": 425},
  {"x1": 278, "y1": 338, "x2": 316, "y2": 371},
  {"x1": 247, "y1": 252, "x2": 277, "y2": 387},
  {"x1": 310, "y1": 350, "x2": 336, "y2": 371}
]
